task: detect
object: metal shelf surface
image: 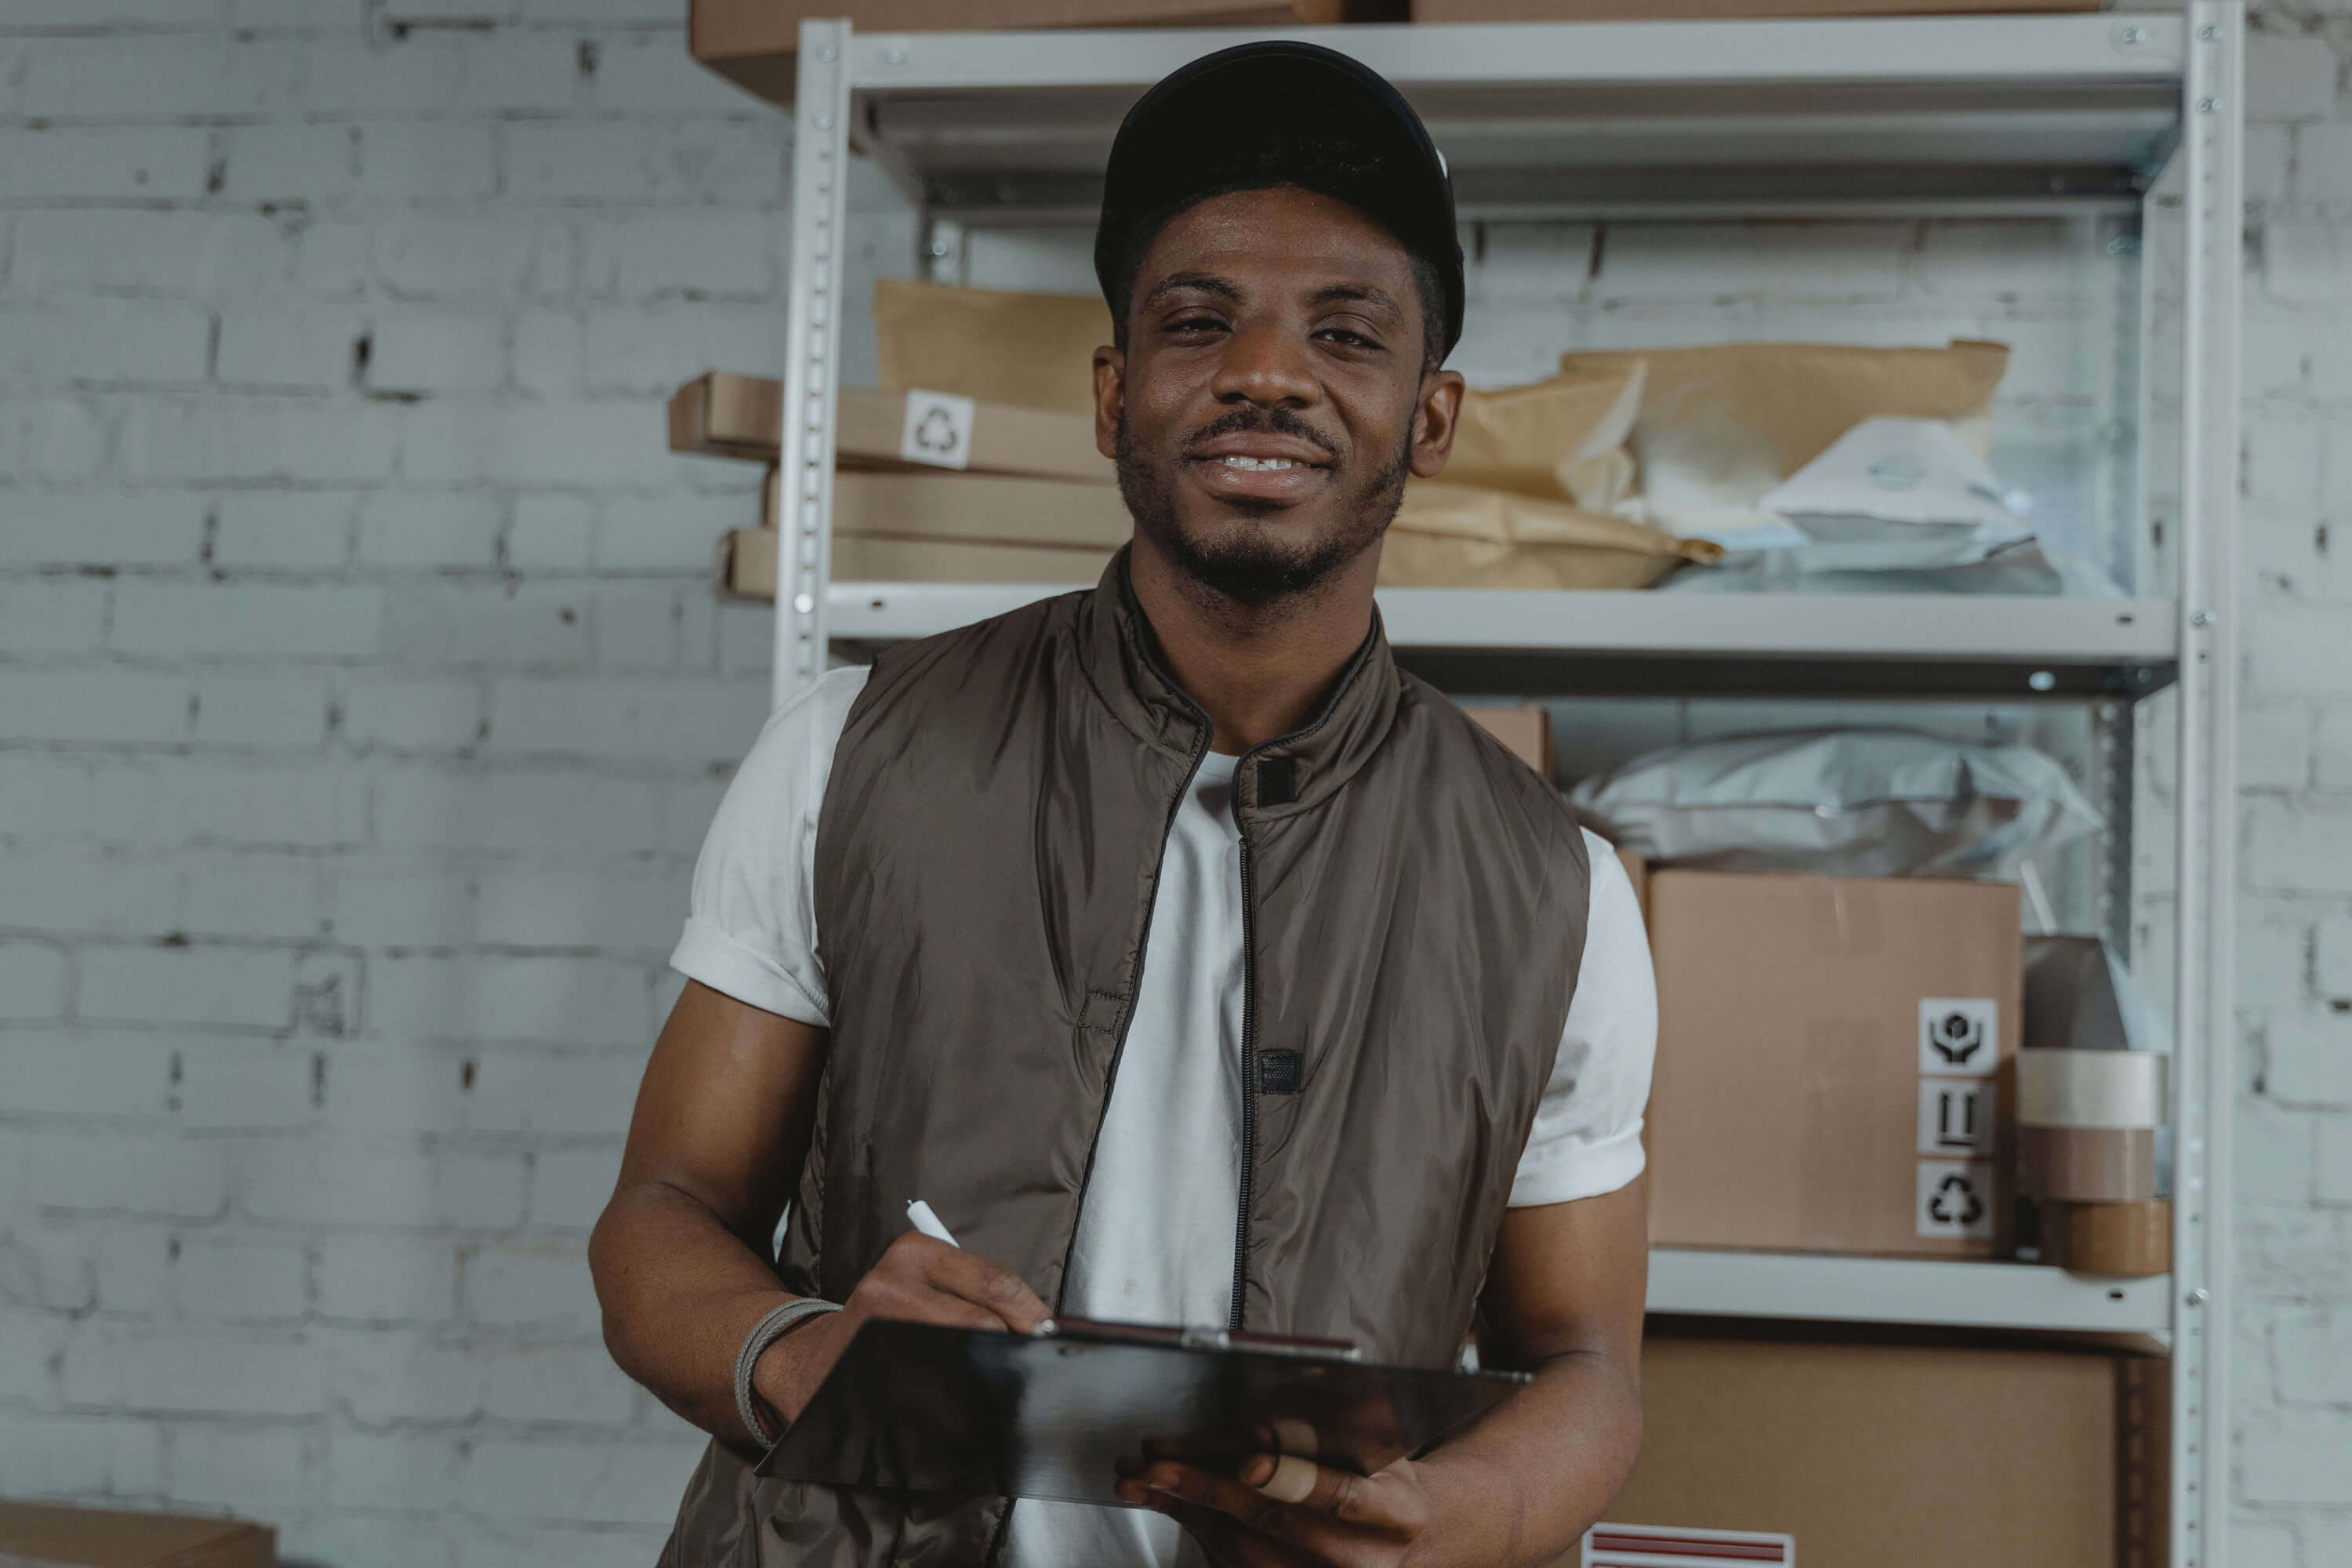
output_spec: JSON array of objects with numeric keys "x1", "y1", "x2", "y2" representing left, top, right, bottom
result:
[
  {"x1": 846, "y1": 16, "x2": 2186, "y2": 217},
  {"x1": 1646, "y1": 1247, "x2": 2173, "y2": 1334},
  {"x1": 826, "y1": 583, "x2": 2179, "y2": 699}
]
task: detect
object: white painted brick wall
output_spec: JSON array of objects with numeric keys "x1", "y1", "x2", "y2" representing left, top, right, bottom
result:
[
  {"x1": 1, "y1": 5, "x2": 2347, "y2": 1565},
  {"x1": 0, "y1": 6, "x2": 754, "y2": 1560},
  {"x1": 2232, "y1": 7, "x2": 2352, "y2": 1560}
]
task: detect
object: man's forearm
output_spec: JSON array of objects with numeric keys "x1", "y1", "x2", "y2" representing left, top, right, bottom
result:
[
  {"x1": 1415, "y1": 1348, "x2": 1644, "y2": 1567},
  {"x1": 590, "y1": 1178, "x2": 800, "y2": 1444}
]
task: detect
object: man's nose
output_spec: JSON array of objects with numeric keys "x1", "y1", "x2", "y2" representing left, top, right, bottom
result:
[{"x1": 1210, "y1": 319, "x2": 1319, "y2": 408}]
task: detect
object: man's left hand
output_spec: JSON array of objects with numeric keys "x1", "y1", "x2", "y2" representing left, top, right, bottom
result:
[{"x1": 1114, "y1": 1452, "x2": 1439, "y2": 1568}]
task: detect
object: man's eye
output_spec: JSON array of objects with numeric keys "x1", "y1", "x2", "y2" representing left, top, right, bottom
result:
[
  {"x1": 1167, "y1": 317, "x2": 1225, "y2": 336},
  {"x1": 1318, "y1": 328, "x2": 1376, "y2": 348}
]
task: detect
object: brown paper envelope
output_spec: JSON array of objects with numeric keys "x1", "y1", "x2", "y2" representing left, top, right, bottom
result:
[{"x1": 875, "y1": 278, "x2": 1114, "y2": 418}]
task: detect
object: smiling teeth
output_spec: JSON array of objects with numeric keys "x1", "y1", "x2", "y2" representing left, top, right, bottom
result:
[{"x1": 1218, "y1": 456, "x2": 1303, "y2": 471}]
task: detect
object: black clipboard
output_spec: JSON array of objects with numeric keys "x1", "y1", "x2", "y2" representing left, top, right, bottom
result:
[{"x1": 755, "y1": 1317, "x2": 1528, "y2": 1506}]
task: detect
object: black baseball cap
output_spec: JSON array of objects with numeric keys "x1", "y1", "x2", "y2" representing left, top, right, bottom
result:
[{"x1": 1093, "y1": 42, "x2": 1465, "y2": 361}]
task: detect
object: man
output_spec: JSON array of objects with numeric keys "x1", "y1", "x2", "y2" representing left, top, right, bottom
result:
[{"x1": 592, "y1": 40, "x2": 1655, "y2": 1568}]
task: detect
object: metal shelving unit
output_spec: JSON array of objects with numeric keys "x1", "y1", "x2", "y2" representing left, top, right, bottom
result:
[{"x1": 764, "y1": 10, "x2": 2241, "y2": 1563}]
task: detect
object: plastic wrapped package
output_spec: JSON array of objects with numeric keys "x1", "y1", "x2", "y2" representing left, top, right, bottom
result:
[
  {"x1": 1566, "y1": 728, "x2": 2104, "y2": 878},
  {"x1": 1555, "y1": 339, "x2": 2010, "y2": 547},
  {"x1": 1659, "y1": 535, "x2": 2122, "y2": 596}
]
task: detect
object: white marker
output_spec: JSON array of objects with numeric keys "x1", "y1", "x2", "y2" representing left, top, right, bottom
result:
[{"x1": 906, "y1": 1199, "x2": 960, "y2": 1247}]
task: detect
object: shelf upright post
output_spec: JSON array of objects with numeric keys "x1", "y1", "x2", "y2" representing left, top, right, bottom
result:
[
  {"x1": 772, "y1": 18, "x2": 856, "y2": 705},
  {"x1": 2172, "y1": 5, "x2": 2242, "y2": 1566}
]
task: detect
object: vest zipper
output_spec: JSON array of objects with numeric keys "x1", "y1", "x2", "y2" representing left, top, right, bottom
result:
[{"x1": 1229, "y1": 829, "x2": 1258, "y2": 1333}]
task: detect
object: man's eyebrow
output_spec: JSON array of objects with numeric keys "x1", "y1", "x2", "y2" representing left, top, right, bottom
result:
[
  {"x1": 1140, "y1": 272, "x2": 1240, "y2": 307},
  {"x1": 1309, "y1": 281, "x2": 1405, "y2": 318}
]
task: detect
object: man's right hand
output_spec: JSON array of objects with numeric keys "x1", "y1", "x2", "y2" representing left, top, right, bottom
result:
[{"x1": 752, "y1": 1231, "x2": 1054, "y2": 1428}]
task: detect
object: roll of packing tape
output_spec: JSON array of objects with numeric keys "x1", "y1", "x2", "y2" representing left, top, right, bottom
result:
[
  {"x1": 2016, "y1": 1049, "x2": 2165, "y2": 1128},
  {"x1": 2037, "y1": 1199, "x2": 2171, "y2": 1277},
  {"x1": 2017, "y1": 1125, "x2": 2158, "y2": 1202}
]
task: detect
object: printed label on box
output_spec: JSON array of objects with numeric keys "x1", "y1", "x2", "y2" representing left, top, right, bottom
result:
[
  {"x1": 1918, "y1": 996, "x2": 1998, "y2": 1076},
  {"x1": 1915, "y1": 1160, "x2": 1996, "y2": 1240},
  {"x1": 899, "y1": 388, "x2": 975, "y2": 470},
  {"x1": 1584, "y1": 1523, "x2": 1794, "y2": 1566},
  {"x1": 1917, "y1": 1078, "x2": 1996, "y2": 1156}
]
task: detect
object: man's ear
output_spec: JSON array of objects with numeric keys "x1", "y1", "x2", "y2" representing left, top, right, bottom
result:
[
  {"x1": 1408, "y1": 368, "x2": 1468, "y2": 480},
  {"x1": 1093, "y1": 344, "x2": 1127, "y2": 462}
]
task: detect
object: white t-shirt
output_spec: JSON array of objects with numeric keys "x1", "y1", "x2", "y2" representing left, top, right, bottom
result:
[{"x1": 671, "y1": 665, "x2": 1657, "y2": 1568}]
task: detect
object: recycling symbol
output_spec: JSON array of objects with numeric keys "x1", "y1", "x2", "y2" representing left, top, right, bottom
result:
[
  {"x1": 912, "y1": 407, "x2": 961, "y2": 458},
  {"x1": 1929, "y1": 1010, "x2": 1983, "y2": 1066},
  {"x1": 1929, "y1": 1173, "x2": 1984, "y2": 1227}
]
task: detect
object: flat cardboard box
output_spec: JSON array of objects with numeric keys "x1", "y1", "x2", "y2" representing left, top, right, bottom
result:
[
  {"x1": 728, "y1": 529, "x2": 1113, "y2": 597},
  {"x1": 1464, "y1": 702, "x2": 1552, "y2": 781},
  {"x1": 693, "y1": 0, "x2": 1347, "y2": 107},
  {"x1": 1644, "y1": 869, "x2": 2021, "y2": 1258},
  {"x1": 672, "y1": 374, "x2": 1112, "y2": 485},
  {"x1": 1417, "y1": 0, "x2": 2092, "y2": 19},
  {"x1": 1602, "y1": 1334, "x2": 2163, "y2": 1568},
  {"x1": 669, "y1": 370, "x2": 780, "y2": 462},
  {"x1": 760, "y1": 466, "x2": 1131, "y2": 546},
  {"x1": 0, "y1": 1502, "x2": 274, "y2": 1568}
]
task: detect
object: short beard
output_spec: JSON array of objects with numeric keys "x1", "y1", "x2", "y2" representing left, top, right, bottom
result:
[{"x1": 1116, "y1": 408, "x2": 1413, "y2": 609}]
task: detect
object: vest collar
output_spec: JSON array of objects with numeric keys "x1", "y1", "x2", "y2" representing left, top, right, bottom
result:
[{"x1": 1078, "y1": 548, "x2": 1403, "y2": 820}]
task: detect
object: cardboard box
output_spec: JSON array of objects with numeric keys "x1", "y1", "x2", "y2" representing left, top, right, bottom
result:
[
  {"x1": 1603, "y1": 1334, "x2": 2164, "y2": 1568},
  {"x1": 1464, "y1": 702, "x2": 1552, "y2": 781},
  {"x1": 760, "y1": 465, "x2": 1130, "y2": 543},
  {"x1": 1417, "y1": 0, "x2": 2094, "y2": 20},
  {"x1": 739, "y1": 465, "x2": 1127, "y2": 596},
  {"x1": 693, "y1": 0, "x2": 1348, "y2": 108},
  {"x1": 1644, "y1": 869, "x2": 2020, "y2": 1258},
  {"x1": 728, "y1": 528, "x2": 1115, "y2": 596},
  {"x1": 1614, "y1": 848, "x2": 1646, "y2": 924},
  {"x1": 672, "y1": 374, "x2": 1113, "y2": 486},
  {"x1": 670, "y1": 370, "x2": 781, "y2": 462},
  {"x1": 839, "y1": 468, "x2": 1129, "y2": 549},
  {"x1": 0, "y1": 1502, "x2": 274, "y2": 1568}
]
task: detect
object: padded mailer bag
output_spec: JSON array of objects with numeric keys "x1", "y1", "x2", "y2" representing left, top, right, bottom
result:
[{"x1": 1381, "y1": 483, "x2": 1720, "y2": 590}]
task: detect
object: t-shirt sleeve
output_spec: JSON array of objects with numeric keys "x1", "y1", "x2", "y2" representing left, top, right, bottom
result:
[
  {"x1": 1508, "y1": 829, "x2": 1657, "y2": 1207},
  {"x1": 668, "y1": 665, "x2": 869, "y2": 1028}
]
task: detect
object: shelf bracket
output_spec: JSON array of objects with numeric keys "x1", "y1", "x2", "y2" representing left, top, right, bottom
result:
[
  {"x1": 2171, "y1": 6, "x2": 2242, "y2": 1568},
  {"x1": 773, "y1": 17, "x2": 855, "y2": 704}
]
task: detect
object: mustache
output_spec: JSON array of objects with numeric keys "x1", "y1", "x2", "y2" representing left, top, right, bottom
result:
[{"x1": 1178, "y1": 405, "x2": 1341, "y2": 461}]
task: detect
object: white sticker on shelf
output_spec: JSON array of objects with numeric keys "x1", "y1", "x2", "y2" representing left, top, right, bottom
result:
[
  {"x1": 898, "y1": 388, "x2": 975, "y2": 470},
  {"x1": 1916, "y1": 1160, "x2": 1996, "y2": 1240},
  {"x1": 1918, "y1": 1078, "x2": 1996, "y2": 1156},
  {"x1": 1918, "y1": 996, "x2": 1998, "y2": 1076}
]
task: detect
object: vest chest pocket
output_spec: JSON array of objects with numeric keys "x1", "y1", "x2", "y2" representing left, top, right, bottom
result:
[{"x1": 1256, "y1": 1050, "x2": 1303, "y2": 1094}]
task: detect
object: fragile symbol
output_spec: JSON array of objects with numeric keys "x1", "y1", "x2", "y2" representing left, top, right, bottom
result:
[
  {"x1": 1928, "y1": 1173, "x2": 1984, "y2": 1226},
  {"x1": 1918, "y1": 997, "x2": 1998, "y2": 1077},
  {"x1": 1929, "y1": 1010, "x2": 1982, "y2": 1065},
  {"x1": 911, "y1": 407, "x2": 961, "y2": 457}
]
